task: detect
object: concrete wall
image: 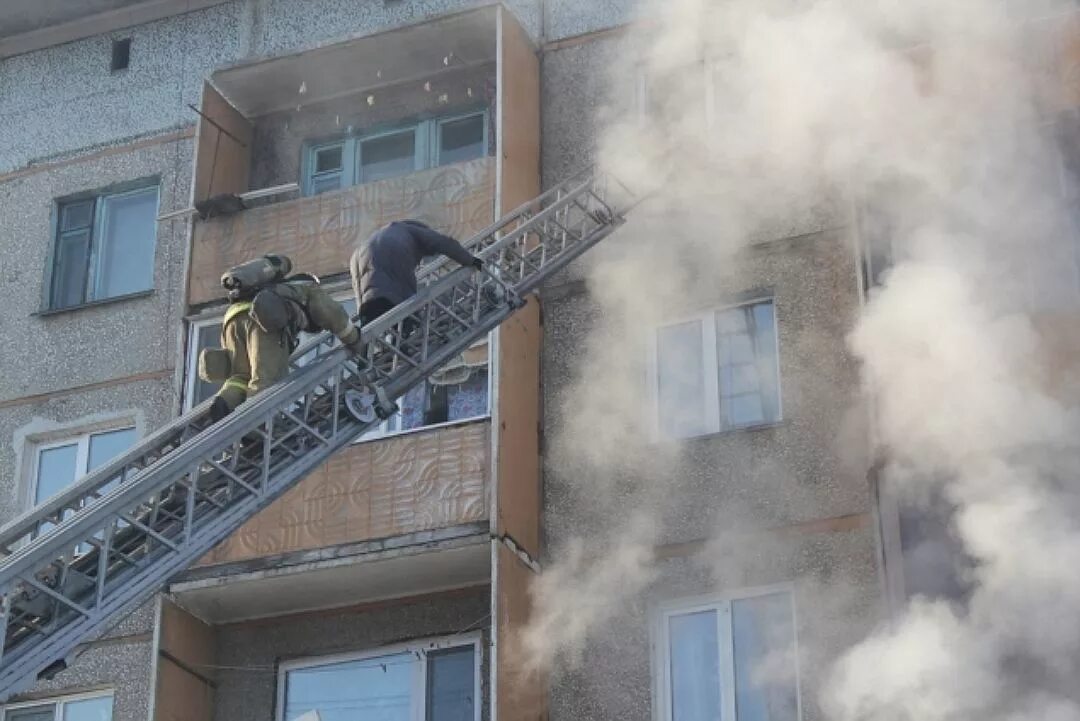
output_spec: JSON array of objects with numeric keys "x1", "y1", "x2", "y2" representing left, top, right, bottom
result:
[
  {"x1": 0, "y1": 135, "x2": 192, "y2": 519},
  {"x1": 0, "y1": 5, "x2": 240, "y2": 174},
  {"x1": 542, "y1": 0, "x2": 640, "y2": 42},
  {"x1": 10, "y1": 600, "x2": 157, "y2": 721},
  {"x1": 0, "y1": 137, "x2": 192, "y2": 400},
  {"x1": 0, "y1": 1, "x2": 546, "y2": 175},
  {"x1": 535, "y1": 14, "x2": 880, "y2": 721},
  {"x1": 211, "y1": 588, "x2": 491, "y2": 721},
  {"x1": 545, "y1": 534, "x2": 880, "y2": 721}
]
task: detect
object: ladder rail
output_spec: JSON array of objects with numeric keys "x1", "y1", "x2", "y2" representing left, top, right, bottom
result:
[
  {"x1": 0, "y1": 167, "x2": 605, "y2": 555},
  {"x1": 0, "y1": 169, "x2": 636, "y2": 698},
  {"x1": 0, "y1": 401, "x2": 215, "y2": 555}
]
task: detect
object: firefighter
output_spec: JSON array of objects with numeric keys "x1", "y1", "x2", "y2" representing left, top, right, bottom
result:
[
  {"x1": 199, "y1": 254, "x2": 363, "y2": 422},
  {"x1": 349, "y1": 219, "x2": 483, "y2": 327}
]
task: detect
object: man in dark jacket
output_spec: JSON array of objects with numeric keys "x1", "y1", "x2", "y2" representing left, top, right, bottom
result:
[{"x1": 349, "y1": 220, "x2": 482, "y2": 327}]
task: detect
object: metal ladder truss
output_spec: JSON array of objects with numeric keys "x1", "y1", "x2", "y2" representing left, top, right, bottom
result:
[{"x1": 0, "y1": 168, "x2": 639, "y2": 699}]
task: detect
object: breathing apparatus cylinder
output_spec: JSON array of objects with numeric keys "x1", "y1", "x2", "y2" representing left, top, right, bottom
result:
[{"x1": 220, "y1": 255, "x2": 293, "y2": 301}]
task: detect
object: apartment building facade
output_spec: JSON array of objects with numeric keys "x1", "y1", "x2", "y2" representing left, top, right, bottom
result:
[{"x1": 1, "y1": 2, "x2": 1078, "y2": 721}]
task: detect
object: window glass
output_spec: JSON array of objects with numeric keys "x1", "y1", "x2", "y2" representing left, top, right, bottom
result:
[
  {"x1": 652, "y1": 301, "x2": 779, "y2": 438},
  {"x1": 60, "y1": 201, "x2": 94, "y2": 232},
  {"x1": 311, "y1": 145, "x2": 345, "y2": 195},
  {"x1": 62, "y1": 696, "x2": 113, "y2": 721},
  {"x1": 732, "y1": 594, "x2": 798, "y2": 721},
  {"x1": 426, "y1": 646, "x2": 476, "y2": 721},
  {"x1": 5, "y1": 694, "x2": 113, "y2": 721},
  {"x1": 663, "y1": 593, "x2": 797, "y2": 721},
  {"x1": 314, "y1": 145, "x2": 343, "y2": 174},
  {"x1": 438, "y1": 115, "x2": 485, "y2": 166},
  {"x1": 33, "y1": 430, "x2": 135, "y2": 508},
  {"x1": 189, "y1": 322, "x2": 224, "y2": 407},
  {"x1": 94, "y1": 187, "x2": 158, "y2": 298},
  {"x1": 51, "y1": 186, "x2": 158, "y2": 310},
  {"x1": 52, "y1": 229, "x2": 92, "y2": 309},
  {"x1": 284, "y1": 652, "x2": 416, "y2": 721},
  {"x1": 7, "y1": 707, "x2": 55, "y2": 721},
  {"x1": 35, "y1": 444, "x2": 78, "y2": 505},
  {"x1": 669, "y1": 610, "x2": 722, "y2": 721},
  {"x1": 716, "y1": 303, "x2": 779, "y2": 429},
  {"x1": 87, "y1": 429, "x2": 136, "y2": 472},
  {"x1": 657, "y1": 320, "x2": 707, "y2": 438},
  {"x1": 359, "y1": 130, "x2": 416, "y2": 183}
]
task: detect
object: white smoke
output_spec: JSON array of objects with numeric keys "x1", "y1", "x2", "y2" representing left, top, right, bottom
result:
[{"x1": 527, "y1": 0, "x2": 1080, "y2": 718}]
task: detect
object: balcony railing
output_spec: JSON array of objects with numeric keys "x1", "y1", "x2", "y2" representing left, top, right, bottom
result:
[
  {"x1": 198, "y1": 420, "x2": 489, "y2": 566},
  {"x1": 188, "y1": 157, "x2": 496, "y2": 305}
]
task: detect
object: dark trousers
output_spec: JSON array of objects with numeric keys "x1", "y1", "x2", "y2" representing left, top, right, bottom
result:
[{"x1": 360, "y1": 297, "x2": 419, "y2": 339}]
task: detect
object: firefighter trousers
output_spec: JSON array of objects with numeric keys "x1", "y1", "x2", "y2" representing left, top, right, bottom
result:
[{"x1": 215, "y1": 312, "x2": 293, "y2": 412}]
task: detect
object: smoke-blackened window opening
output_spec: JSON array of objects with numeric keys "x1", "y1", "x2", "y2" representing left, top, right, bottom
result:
[{"x1": 896, "y1": 489, "x2": 975, "y2": 604}]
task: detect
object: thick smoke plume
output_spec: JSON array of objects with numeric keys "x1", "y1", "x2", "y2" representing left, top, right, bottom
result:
[{"x1": 525, "y1": 0, "x2": 1080, "y2": 717}]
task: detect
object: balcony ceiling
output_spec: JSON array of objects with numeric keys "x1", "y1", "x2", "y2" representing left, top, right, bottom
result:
[
  {"x1": 169, "y1": 529, "x2": 491, "y2": 623},
  {"x1": 212, "y1": 6, "x2": 499, "y2": 117}
]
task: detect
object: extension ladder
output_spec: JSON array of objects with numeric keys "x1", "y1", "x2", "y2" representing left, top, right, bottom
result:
[{"x1": 0, "y1": 169, "x2": 639, "y2": 700}]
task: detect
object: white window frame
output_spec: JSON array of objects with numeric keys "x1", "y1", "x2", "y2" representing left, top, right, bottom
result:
[
  {"x1": 183, "y1": 314, "x2": 225, "y2": 411},
  {"x1": 182, "y1": 296, "x2": 493, "y2": 439},
  {"x1": 275, "y1": 633, "x2": 482, "y2": 721},
  {"x1": 24, "y1": 422, "x2": 138, "y2": 512},
  {"x1": 302, "y1": 109, "x2": 489, "y2": 196},
  {"x1": 1, "y1": 689, "x2": 114, "y2": 721},
  {"x1": 646, "y1": 298, "x2": 782, "y2": 439},
  {"x1": 651, "y1": 585, "x2": 802, "y2": 721}
]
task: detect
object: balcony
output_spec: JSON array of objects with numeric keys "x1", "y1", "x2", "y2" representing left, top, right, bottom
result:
[
  {"x1": 188, "y1": 156, "x2": 495, "y2": 304},
  {"x1": 171, "y1": 5, "x2": 542, "y2": 628},
  {"x1": 185, "y1": 6, "x2": 509, "y2": 305}
]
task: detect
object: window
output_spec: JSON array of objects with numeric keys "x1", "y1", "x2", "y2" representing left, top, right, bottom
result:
[
  {"x1": 655, "y1": 590, "x2": 799, "y2": 721},
  {"x1": 50, "y1": 185, "x2": 159, "y2": 310},
  {"x1": 3, "y1": 691, "x2": 113, "y2": 721},
  {"x1": 185, "y1": 317, "x2": 225, "y2": 409},
  {"x1": 648, "y1": 300, "x2": 780, "y2": 439},
  {"x1": 303, "y1": 110, "x2": 488, "y2": 195},
  {"x1": 359, "y1": 128, "x2": 419, "y2": 183},
  {"x1": 31, "y1": 428, "x2": 136, "y2": 509},
  {"x1": 309, "y1": 145, "x2": 345, "y2": 195},
  {"x1": 184, "y1": 296, "x2": 491, "y2": 437},
  {"x1": 279, "y1": 638, "x2": 479, "y2": 721}
]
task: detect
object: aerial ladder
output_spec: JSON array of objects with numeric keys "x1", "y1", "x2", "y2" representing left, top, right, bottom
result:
[{"x1": 0, "y1": 169, "x2": 641, "y2": 700}]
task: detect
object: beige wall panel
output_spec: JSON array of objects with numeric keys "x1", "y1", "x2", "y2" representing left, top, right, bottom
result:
[
  {"x1": 200, "y1": 422, "x2": 490, "y2": 565},
  {"x1": 495, "y1": 298, "x2": 541, "y2": 556},
  {"x1": 188, "y1": 157, "x2": 495, "y2": 304},
  {"x1": 194, "y1": 82, "x2": 252, "y2": 203},
  {"x1": 496, "y1": 542, "x2": 546, "y2": 721}
]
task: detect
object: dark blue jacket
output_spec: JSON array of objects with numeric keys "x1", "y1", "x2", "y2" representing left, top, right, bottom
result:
[{"x1": 349, "y1": 220, "x2": 474, "y2": 307}]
